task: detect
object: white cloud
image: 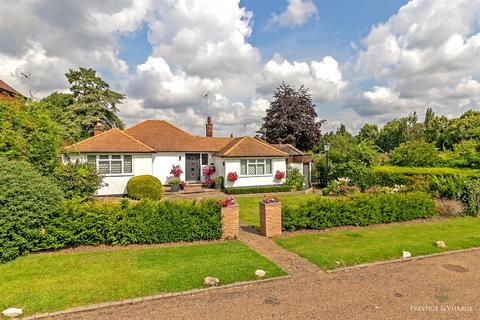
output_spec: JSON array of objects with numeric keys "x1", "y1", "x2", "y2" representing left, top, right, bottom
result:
[{"x1": 269, "y1": 0, "x2": 318, "y2": 27}]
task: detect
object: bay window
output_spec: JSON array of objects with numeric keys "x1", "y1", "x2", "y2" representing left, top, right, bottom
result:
[
  {"x1": 87, "y1": 154, "x2": 133, "y2": 175},
  {"x1": 240, "y1": 159, "x2": 273, "y2": 176}
]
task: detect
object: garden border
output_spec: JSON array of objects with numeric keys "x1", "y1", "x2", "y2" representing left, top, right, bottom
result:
[{"x1": 22, "y1": 275, "x2": 291, "y2": 320}]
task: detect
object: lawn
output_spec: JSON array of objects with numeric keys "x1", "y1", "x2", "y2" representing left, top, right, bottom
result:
[
  {"x1": 0, "y1": 241, "x2": 285, "y2": 316},
  {"x1": 275, "y1": 217, "x2": 480, "y2": 270},
  {"x1": 236, "y1": 194, "x2": 320, "y2": 227}
]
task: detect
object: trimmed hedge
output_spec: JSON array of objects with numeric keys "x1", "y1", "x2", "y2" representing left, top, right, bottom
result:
[
  {"x1": 282, "y1": 192, "x2": 436, "y2": 231},
  {"x1": 224, "y1": 185, "x2": 291, "y2": 195},
  {"x1": 372, "y1": 166, "x2": 480, "y2": 178},
  {"x1": 127, "y1": 175, "x2": 163, "y2": 200},
  {"x1": 45, "y1": 198, "x2": 222, "y2": 247},
  {"x1": 0, "y1": 157, "x2": 64, "y2": 263}
]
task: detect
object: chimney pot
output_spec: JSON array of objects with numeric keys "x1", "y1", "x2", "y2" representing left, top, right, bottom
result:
[
  {"x1": 206, "y1": 116, "x2": 213, "y2": 137},
  {"x1": 93, "y1": 121, "x2": 103, "y2": 136}
]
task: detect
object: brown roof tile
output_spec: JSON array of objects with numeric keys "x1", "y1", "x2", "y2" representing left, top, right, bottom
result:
[
  {"x1": 269, "y1": 143, "x2": 304, "y2": 156},
  {"x1": 66, "y1": 129, "x2": 155, "y2": 153},
  {"x1": 215, "y1": 136, "x2": 289, "y2": 158},
  {"x1": 0, "y1": 80, "x2": 24, "y2": 97}
]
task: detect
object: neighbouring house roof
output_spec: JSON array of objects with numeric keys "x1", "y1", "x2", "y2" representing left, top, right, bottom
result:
[
  {"x1": 269, "y1": 143, "x2": 304, "y2": 156},
  {"x1": 0, "y1": 79, "x2": 25, "y2": 100},
  {"x1": 215, "y1": 136, "x2": 289, "y2": 158},
  {"x1": 65, "y1": 120, "x2": 289, "y2": 158},
  {"x1": 66, "y1": 129, "x2": 156, "y2": 153}
]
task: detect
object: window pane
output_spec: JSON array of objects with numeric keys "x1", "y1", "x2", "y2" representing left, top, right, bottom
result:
[
  {"x1": 248, "y1": 164, "x2": 256, "y2": 175},
  {"x1": 111, "y1": 161, "x2": 122, "y2": 174},
  {"x1": 111, "y1": 155, "x2": 121, "y2": 160},
  {"x1": 124, "y1": 155, "x2": 132, "y2": 173},
  {"x1": 257, "y1": 164, "x2": 265, "y2": 175},
  {"x1": 87, "y1": 155, "x2": 96, "y2": 168},
  {"x1": 240, "y1": 160, "x2": 247, "y2": 175},
  {"x1": 248, "y1": 159, "x2": 256, "y2": 164},
  {"x1": 202, "y1": 154, "x2": 208, "y2": 165},
  {"x1": 99, "y1": 155, "x2": 109, "y2": 160},
  {"x1": 98, "y1": 161, "x2": 110, "y2": 174},
  {"x1": 266, "y1": 159, "x2": 272, "y2": 174}
]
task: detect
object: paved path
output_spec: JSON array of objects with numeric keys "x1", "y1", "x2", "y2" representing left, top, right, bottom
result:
[
  {"x1": 49, "y1": 249, "x2": 480, "y2": 320},
  {"x1": 238, "y1": 226, "x2": 319, "y2": 277}
]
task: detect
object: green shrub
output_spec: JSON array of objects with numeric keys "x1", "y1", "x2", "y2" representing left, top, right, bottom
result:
[
  {"x1": 461, "y1": 180, "x2": 480, "y2": 216},
  {"x1": 285, "y1": 166, "x2": 304, "y2": 191},
  {"x1": 54, "y1": 161, "x2": 103, "y2": 200},
  {"x1": 46, "y1": 198, "x2": 222, "y2": 247},
  {"x1": 224, "y1": 185, "x2": 291, "y2": 195},
  {"x1": 372, "y1": 166, "x2": 480, "y2": 178},
  {"x1": 282, "y1": 192, "x2": 436, "y2": 231},
  {"x1": 389, "y1": 140, "x2": 439, "y2": 167},
  {"x1": 429, "y1": 175, "x2": 466, "y2": 200},
  {"x1": 331, "y1": 162, "x2": 377, "y2": 190},
  {"x1": 0, "y1": 157, "x2": 64, "y2": 263},
  {"x1": 127, "y1": 175, "x2": 163, "y2": 200}
]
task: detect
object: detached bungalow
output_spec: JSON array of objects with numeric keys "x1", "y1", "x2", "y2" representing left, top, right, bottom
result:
[{"x1": 65, "y1": 117, "x2": 312, "y2": 196}]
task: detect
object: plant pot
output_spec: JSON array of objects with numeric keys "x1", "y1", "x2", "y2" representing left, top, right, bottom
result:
[
  {"x1": 170, "y1": 184, "x2": 180, "y2": 192},
  {"x1": 215, "y1": 183, "x2": 222, "y2": 190}
]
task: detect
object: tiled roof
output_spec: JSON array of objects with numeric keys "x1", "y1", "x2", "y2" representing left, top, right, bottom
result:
[
  {"x1": 215, "y1": 136, "x2": 289, "y2": 158},
  {"x1": 269, "y1": 143, "x2": 304, "y2": 156},
  {"x1": 0, "y1": 80, "x2": 24, "y2": 97},
  {"x1": 66, "y1": 129, "x2": 156, "y2": 153}
]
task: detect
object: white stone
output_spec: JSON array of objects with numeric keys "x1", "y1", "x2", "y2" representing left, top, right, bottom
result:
[
  {"x1": 402, "y1": 251, "x2": 411, "y2": 258},
  {"x1": 2, "y1": 308, "x2": 23, "y2": 318},
  {"x1": 255, "y1": 269, "x2": 266, "y2": 278},
  {"x1": 436, "y1": 240, "x2": 446, "y2": 248},
  {"x1": 203, "y1": 276, "x2": 219, "y2": 287}
]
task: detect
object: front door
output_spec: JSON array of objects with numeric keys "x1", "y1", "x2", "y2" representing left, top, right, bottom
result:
[
  {"x1": 303, "y1": 163, "x2": 311, "y2": 189},
  {"x1": 185, "y1": 153, "x2": 201, "y2": 182}
]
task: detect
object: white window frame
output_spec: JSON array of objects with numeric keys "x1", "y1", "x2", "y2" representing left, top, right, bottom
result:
[
  {"x1": 87, "y1": 154, "x2": 134, "y2": 176},
  {"x1": 239, "y1": 159, "x2": 273, "y2": 177}
]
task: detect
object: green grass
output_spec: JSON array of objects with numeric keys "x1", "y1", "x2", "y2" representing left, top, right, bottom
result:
[
  {"x1": 373, "y1": 166, "x2": 480, "y2": 177},
  {"x1": 236, "y1": 194, "x2": 320, "y2": 227},
  {"x1": 275, "y1": 217, "x2": 480, "y2": 270},
  {"x1": 0, "y1": 241, "x2": 285, "y2": 316}
]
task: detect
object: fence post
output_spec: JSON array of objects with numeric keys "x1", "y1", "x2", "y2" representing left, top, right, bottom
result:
[
  {"x1": 221, "y1": 204, "x2": 239, "y2": 239},
  {"x1": 259, "y1": 202, "x2": 282, "y2": 237}
]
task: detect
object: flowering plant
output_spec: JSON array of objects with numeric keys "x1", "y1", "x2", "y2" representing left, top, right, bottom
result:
[
  {"x1": 179, "y1": 180, "x2": 186, "y2": 190},
  {"x1": 274, "y1": 170, "x2": 286, "y2": 180},
  {"x1": 202, "y1": 166, "x2": 215, "y2": 177},
  {"x1": 170, "y1": 165, "x2": 183, "y2": 177},
  {"x1": 202, "y1": 178, "x2": 214, "y2": 187},
  {"x1": 261, "y1": 195, "x2": 279, "y2": 204},
  {"x1": 217, "y1": 196, "x2": 237, "y2": 207},
  {"x1": 227, "y1": 172, "x2": 238, "y2": 182}
]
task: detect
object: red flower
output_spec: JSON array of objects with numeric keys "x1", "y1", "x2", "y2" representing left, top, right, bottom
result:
[
  {"x1": 217, "y1": 196, "x2": 237, "y2": 207},
  {"x1": 227, "y1": 172, "x2": 238, "y2": 182},
  {"x1": 274, "y1": 170, "x2": 286, "y2": 180},
  {"x1": 170, "y1": 165, "x2": 183, "y2": 177},
  {"x1": 261, "y1": 195, "x2": 279, "y2": 204},
  {"x1": 202, "y1": 166, "x2": 215, "y2": 177}
]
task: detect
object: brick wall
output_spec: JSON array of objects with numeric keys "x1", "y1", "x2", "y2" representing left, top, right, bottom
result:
[
  {"x1": 259, "y1": 202, "x2": 282, "y2": 237},
  {"x1": 221, "y1": 204, "x2": 239, "y2": 239}
]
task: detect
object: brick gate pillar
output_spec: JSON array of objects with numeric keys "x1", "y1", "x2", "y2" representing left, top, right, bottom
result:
[
  {"x1": 221, "y1": 204, "x2": 239, "y2": 239},
  {"x1": 259, "y1": 202, "x2": 282, "y2": 237}
]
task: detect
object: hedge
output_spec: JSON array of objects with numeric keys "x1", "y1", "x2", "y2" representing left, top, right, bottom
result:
[
  {"x1": 372, "y1": 166, "x2": 480, "y2": 178},
  {"x1": 224, "y1": 185, "x2": 291, "y2": 195},
  {"x1": 0, "y1": 157, "x2": 64, "y2": 263},
  {"x1": 282, "y1": 192, "x2": 436, "y2": 231},
  {"x1": 45, "y1": 198, "x2": 222, "y2": 247}
]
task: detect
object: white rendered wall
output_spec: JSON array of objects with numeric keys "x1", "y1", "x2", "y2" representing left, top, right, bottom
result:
[
  {"x1": 152, "y1": 152, "x2": 186, "y2": 184},
  {"x1": 223, "y1": 158, "x2": 287, "y2": 188}
]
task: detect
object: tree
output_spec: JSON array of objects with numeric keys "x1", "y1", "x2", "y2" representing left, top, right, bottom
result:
[
  {"x1": 376, "y1": 112, "x2": 424, "y2": 152},
  {"x1": 358, "y1": 123, "x2": 379, "y2": 142},
  {"x1": 41, "y1": 92, "x2": 79, "y2": 143},
  {"x1": 65, "y1": 67, "x2": 126, "y2": 137},
  {"x1": 389, "y1": 140, "x2": 439, "y2": 167},
  {"x1": 259, "y1": 82, "x2": 324, "y2": 150},
  {"x1": 443, "y1": 110, "x2": 480, "y2": 149},
  {"x1": 423, "y1": 107, "x2": 449, "y2": 149}
]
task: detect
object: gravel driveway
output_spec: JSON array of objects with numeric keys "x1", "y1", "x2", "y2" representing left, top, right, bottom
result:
[{"x1": 49, "y1": 249, "x2": 480, "y2": 320}]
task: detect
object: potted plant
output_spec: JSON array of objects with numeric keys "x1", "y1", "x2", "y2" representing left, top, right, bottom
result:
[
  {"x1": 169, "y1": 178, "x2": 181, "y2": 192},
  {"x1": 227, "y1": 172, "x2": 238, "y2": 182},
  {"x1": 274, "y1": 170, "x2": 285, "y2": 180},
  {"x1": 214, "y1": 176, "x2": 223, "y2": 189},
  {"x1": 179, "y1": 180, "x2": 186, "y2": 190},
  {"x1": 170, "y1": 165, "x2": 183, "y2": 178}
]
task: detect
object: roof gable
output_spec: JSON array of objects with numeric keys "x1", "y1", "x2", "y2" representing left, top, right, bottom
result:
[
  {"x1": 215, "y1": 136, "x2": 289, "y2": 158},
  {"x1": 66, "y1": 129, "x2": 155, "y2": 153},
  {"x1": 0, "y1": 80, "x2": 25, "y2": 98}
]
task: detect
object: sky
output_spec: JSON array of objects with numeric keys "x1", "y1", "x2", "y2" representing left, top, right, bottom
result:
[{"x1": 1, "y1": 0, "x2": 480, "y2": 137}]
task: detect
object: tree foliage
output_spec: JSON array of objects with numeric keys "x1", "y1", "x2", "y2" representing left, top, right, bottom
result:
[
  {"x1": 260, "y1": 82, "x2": 324, "y2": 151},
  {"x1": 389, "y1": 140, "x2": 439, "y2": 167}
]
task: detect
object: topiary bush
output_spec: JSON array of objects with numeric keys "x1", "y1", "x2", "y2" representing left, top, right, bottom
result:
[
  {"x1": 282, "y1": 192, "x2": 436, "y2": 231},
  {"x1": 54, "y1": 161, "x2": 103, "y2": 200},
  {"x1": 46, "y1": 198, "x2": 222, "y2": 246},
  {"x1": 0, "y1": 157, "x2": 64, "y2": 263},
  {"x1": 127, "y1": 175, "x2": 163, "y2": 200}
]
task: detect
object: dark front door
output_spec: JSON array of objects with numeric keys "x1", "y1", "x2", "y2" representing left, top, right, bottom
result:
[
  {"x1": 185, "y1": 153, "x2": 201, "y2": 181},
  {"x1": 303, "y1": 163, "x2": 311, "y2": 189}
]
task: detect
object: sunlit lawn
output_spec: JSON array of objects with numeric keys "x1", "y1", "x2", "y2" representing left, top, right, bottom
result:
[
  {"x1": 0, "y1": 241, "x2": 285, "y2": 316},
  {"x1": 236, "y1": 193, "x2": 320, "y2": 227}
]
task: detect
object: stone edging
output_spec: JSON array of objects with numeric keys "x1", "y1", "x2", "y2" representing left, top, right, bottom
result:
[
  {"x1": 22, "y1": 276, "x2": 291, "y2": 320},
  {"x1": 326, "y1": 246, "x2": 480, "y2": 273}
]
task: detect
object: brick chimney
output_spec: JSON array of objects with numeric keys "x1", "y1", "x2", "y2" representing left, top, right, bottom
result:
[
  {"x1": 93, "y1": 121, "x2": 103, "y2": 136},
  {"x1": 206, "y1": 116, "x2": 213, "y2": 137}
]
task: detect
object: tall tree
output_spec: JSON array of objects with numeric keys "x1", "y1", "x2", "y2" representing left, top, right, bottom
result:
[
  {"x1": 65, "y1": 67, "x2": 125, "y2": 137},
  {"x1": 259, "y1": 82, "x2": 324, "y2": 150},
  {"x1": 375, "y1": 112, "x2": 424, "y2": 152},
  {"x1": 358, "y1": 123, "x2": 379, "y2": 142}
]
